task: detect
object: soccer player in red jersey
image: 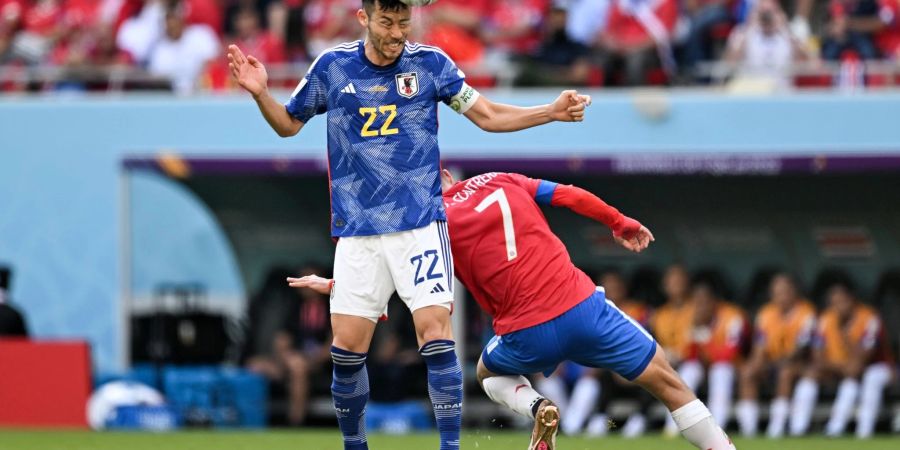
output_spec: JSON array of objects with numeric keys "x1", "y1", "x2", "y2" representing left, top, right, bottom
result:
[{"x1": 290, "y1": 171, "x2": 736, "y2": 450}]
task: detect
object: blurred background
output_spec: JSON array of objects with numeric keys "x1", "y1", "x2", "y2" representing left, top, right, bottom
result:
[{"x1": 1, "y1": 0, "x2": 899, "y2": 442}]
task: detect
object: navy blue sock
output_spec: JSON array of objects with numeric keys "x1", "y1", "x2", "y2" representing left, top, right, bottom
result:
[
  {"x1": 331, "y1": 346, "x2": 369, "y2": 450},
  {"x1": 420, "y1": 339, "x2": 462, "y2": 450}
]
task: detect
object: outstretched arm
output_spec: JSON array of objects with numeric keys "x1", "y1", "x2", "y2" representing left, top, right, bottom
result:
[
  {"x1": 228, "y1": 45, "x2": 303, "y2": 137},
  {"x1": 463, "y1": 90, "x2": 591, "y2": 132},
  {"x1": 287, "y1": 274, "x2": 332, "y2": 295},
  {"x1": 549, "y1": 183, "x2": 654, "y2": 252}
]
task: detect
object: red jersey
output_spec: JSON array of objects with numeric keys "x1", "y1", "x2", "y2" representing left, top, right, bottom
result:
[{"x1": 443, "y1": 172, "x2": 597, "y2": 335}]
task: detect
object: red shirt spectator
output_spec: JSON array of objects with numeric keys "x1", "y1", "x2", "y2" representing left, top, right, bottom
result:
[
  {"x1": 876, "y1": 0, "x2": 900, "y2": 57},
  {"x1": 603, "y1": 0, "x2": 677, "y2": 50},
  {"x1": 484, "y1": 0, "x2": 549, "y2": 55},
  {"x1": 184, "y1": 0, "x2": 223, "y2": 35},
  {"x1": 304, "y1": 0, "x2": 359, "y2": 56},
  {"x1": 22, "y1": 0, "x2": 63, "y2": 36}
]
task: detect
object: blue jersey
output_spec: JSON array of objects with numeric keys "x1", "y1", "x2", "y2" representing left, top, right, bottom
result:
[{"x1": 285, "y1": 40, "x2": 468, "y2": 237}]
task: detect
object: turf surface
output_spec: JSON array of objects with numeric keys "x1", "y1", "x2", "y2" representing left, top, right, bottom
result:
[{"x1": 0, "y1": 430, "x2": 897, "y2": 450}]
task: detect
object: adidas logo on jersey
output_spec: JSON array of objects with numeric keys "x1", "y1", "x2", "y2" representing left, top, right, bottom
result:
[
  {"x1": 429, "y1": 283, "x2": 446, "y2": 294},
  {"x1": 340, "y1": 83, "x2": 357, "y2": 94}
]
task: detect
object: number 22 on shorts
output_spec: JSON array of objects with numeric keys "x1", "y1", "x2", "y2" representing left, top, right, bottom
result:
[{"x1": 410, "y1": 249, "x2": 443, "y2": 285}]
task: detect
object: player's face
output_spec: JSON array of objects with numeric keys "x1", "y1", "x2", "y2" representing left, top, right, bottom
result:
[
  {"x1": 770, "y1": 274, "x2": 797, "y2": 309},
  {"x1": 663, "y1": 265, "x2": 689, "y2": 301},
  {"x1": 827, "y1": 286, "x2": 854, "y2": 319},
  {"x1": 360, "y1": 3, "x2": 412, "y2": 62},
  {"x1": 692, "y1": 285, "x2": 716, "y2": 324},
  {"x1": 600, "y1": 273, "x2": 627, "y2": 302}
]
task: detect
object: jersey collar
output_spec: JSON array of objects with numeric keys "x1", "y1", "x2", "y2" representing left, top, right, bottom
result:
[{"x1": 358, "y1": 40, "x2": 404, "y2": 72}]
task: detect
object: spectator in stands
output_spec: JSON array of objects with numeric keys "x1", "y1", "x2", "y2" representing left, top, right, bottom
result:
[
  {"x1": 876, "y1": 0, "x2": 900, "y2": 60},
  {"x1": 147, "y1": 4, "x2": 219, "y2": 94},
  {"x1": 791, "y1": 280, "x2": 895, "y2": 438},
  {"x1": 230, "y1": 6, "x2": 285, "y2": 64},
  {"x1": 564, "y1": 0, "x2": 611, "y2": 47},
  {"x1": 821, "y1": 0, "x2": 884, "y2": 61},
  {"x1": 481, "y1": 0, "x2": 549, "y2": 59},
  {"x1": 8, "y1": 0, "x2": 65, "y2": 64},
  {"x1": 681, "y1": 0, "x2": 733, "y2": 72},
  {"x1": 0, "y1": 0, "x2": 24, "y2": 62},
  {"x1": 673, "y1": 280, "x2": 748, "y2": 433},
  {"x1": 245, "y1": 265, "x2": 331, "y2": 426},
  {"x1": 117, "y1": 0, "x2": 166, "y2": 65},
  {"x1": 723, "y1": 0, "x2": 812, "y2": 90},
  {"x1": 422, "y1": 0, "x2": 489, "y2": 66},
  {"x1": 597, "y1": 0, "x2": 678, "y2": 86},
  {"x1": 516, "y1": 4, "x2": 592, "y2": 86},
  {"x1": 0, "y1": 267, "x2": 28, "y2": 337},
  {"x1": 303, "y1": 0, "x2": 360, "y2": 58},
  {"x1": 735, "y1": 273, "x2": 817, "y2": 438}
]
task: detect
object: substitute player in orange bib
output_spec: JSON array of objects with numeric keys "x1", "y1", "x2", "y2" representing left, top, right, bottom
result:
[
  {"x1": 735, "y1": 273, "x2": 817, "y2": 437},
  {"x1": 790, "y1": 280, "x2": 895, "y2": 438}
]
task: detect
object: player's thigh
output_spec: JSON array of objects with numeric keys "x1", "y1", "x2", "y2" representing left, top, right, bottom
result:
[
  {"x1": 331, "y1": 235, "x2": 396, "y2": 322},
  {"x1": 480, "y1": 322, "x2": 563, "y2": 379},
  {"x1": 383, "y1": 220, "x2": 454, "y2": 314},
  {"x1": 566, "y1": 291, "x2": 658, "y2": 382}
]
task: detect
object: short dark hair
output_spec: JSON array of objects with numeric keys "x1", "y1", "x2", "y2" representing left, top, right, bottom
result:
[{"x1": 362, "y1": 0, "x2": 409, "y2": 14}]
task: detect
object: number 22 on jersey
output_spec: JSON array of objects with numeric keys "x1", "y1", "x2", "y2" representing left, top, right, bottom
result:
[
  {"x1": 475, "y1": 188, "x2": 518, "y2": 261},
  {"x1": 359, "y1": 105, "x2": 399, "y2": 137}
]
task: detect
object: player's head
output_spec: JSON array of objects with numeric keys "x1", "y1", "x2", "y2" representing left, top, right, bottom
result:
[
  {"x1": 598, "y1": 270, "x2": 627, "y2": 303},
  {"x1": 825, "y1": 280, "x2": 857, "y2": 319},
  {"x1": 770, "y1": 272, "x2": 800, "y2": 309},
  {"x1": 358, "y1": 0, "x2": 411, "y2": 62},
  {"x1": 691, "y1": 280, "x2": 718, "y2": 324},
  {"x1": 440, "y1": 169, "x2": 455, "y2": 192},
  {"x1": 662, "y1": 263, "x2": 690, "y2": 303}
]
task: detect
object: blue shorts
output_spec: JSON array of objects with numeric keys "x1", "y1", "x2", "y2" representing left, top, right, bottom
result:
[{"x1": 481, "y1": 288, "x2": 657, "y2": 381}]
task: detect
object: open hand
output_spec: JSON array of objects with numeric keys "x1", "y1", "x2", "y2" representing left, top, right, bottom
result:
[
  {"x1": 548, "y1": 89, "x2": 592, "y2": 122},
  {"x1": 228, "y1": 44, "x2": 268, "y2": 97},
  {"x1": 286, "y1": 274, "x2": 332, "y2": 295},
  {"x1": 613, "y1": 225, "x2": 655, "y2": 253}
]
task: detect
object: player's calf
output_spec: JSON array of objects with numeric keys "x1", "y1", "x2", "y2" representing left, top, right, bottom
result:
[{"x1": 633, "y1": 346, "x2": 736, "y2": 450}]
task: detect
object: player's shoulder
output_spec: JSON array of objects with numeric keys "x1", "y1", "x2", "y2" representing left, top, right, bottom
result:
[
  {"x1": 309, "y1": 41, "x2": 361, "y2": 68},
  {"x1": 403, "y1": 41, "x2": 454, "y2": 65},
  {"x1": 796, "y1": 299, "x2": 817, "y2": 316}
]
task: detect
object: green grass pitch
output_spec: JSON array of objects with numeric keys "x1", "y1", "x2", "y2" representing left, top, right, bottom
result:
[{"x1": 0, "y1": 430, "x2": 897, "y2": 450}]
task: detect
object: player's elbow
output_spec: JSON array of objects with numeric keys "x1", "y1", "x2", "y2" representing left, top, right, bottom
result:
[{"x1": 275, "y1": 122, "x2": 302, "y2": 138}]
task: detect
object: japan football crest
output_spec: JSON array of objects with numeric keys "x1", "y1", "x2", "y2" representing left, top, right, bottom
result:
[{"x1": 395, "y1": 72, "x2": 419, "y2": 98}]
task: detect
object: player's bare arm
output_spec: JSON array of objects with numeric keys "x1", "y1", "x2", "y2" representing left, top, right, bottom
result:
[
  {"x1": 549, "y1": 182, "x2": 654, "y2": 253},
  {"x1": 463, "y1": 90, "x2": 592, "y2": 132},
  {"x1": 287, "y1": 274, "x2": 332, "y2": 295},
  {"x1": 228, "y1": 44, "x2": 303, "y2": 137}
]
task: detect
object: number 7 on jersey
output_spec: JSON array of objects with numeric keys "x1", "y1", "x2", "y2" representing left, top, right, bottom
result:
[{"x1": 475, "y1": 188, "x2": 518, "y2": 261}]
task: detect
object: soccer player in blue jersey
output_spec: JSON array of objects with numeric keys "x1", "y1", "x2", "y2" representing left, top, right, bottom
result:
[{"x1": 227, "y1": 1, "x2": 591, "y2": 449}]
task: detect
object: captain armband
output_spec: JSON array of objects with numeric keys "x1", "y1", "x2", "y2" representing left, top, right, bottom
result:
[{"x1": 449, "y1": 82, "x2": 480, "y2": 114}]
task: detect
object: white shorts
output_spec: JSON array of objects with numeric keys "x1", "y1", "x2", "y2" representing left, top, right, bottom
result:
[{"x1": 331, "y1": 220, "x2": 454, "y2": 322}]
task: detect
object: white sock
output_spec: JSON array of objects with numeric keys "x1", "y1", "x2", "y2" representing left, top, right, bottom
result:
[
  {"x1": 665, "y1": 360, "x2": 705, "y2": 433},
  {"x1": 766, "y1": 397, "x2": 789, "y2": 438},
  {"x1": 709, "y1": 362, "x2": 735, "y2": 428},
  {"x1": 536, "y1": 375, "x2": 569, "y2": 413},
  {"x1": 672, "y1": 399, "x2": 735, "y2": 450},
  {"x1": 857, "y1": 363, "x2": 891, "y2": 438},
  {"x1": 788, "y1": 377, "x2": 818, "y2": 436},
  {"x1": 736, "y1": 399, "x2": 759, "y2": 437},
  {"x1": 561, "y1": 376, "x2": 600, "y2": 435},
  {"x1": 482, "y1": 375, "x2": 544, "y2": 419},
  {"x1": 825, "y1": 377, "x2": 859, "y2": 436}
]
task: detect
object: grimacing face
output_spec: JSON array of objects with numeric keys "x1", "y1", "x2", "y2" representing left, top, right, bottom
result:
[{"x1": 360, "y1": 2, "x2": 411, "y2": 63}]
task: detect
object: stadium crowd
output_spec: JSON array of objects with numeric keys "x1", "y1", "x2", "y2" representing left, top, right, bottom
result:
[{"x1": 1, "y1": 0, "x2": 900, "y2": 92}]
